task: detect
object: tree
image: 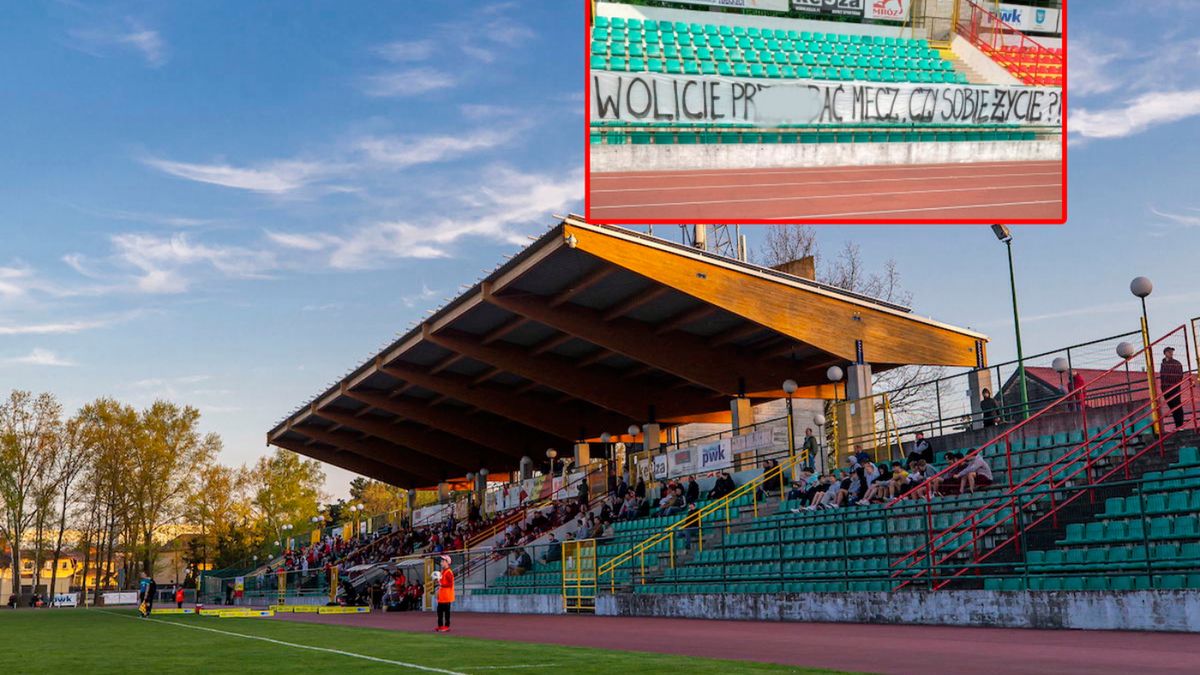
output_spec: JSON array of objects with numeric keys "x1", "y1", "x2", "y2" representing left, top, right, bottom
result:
[
  {"x1": 47, "y1": 414, "x2": 92, "y2": 603},
  {"x1": 358, "y1": 480, "x2": 408, "y2": 520},
  {"x1": 184, "y1": 461, "x2": 243, "y2": 573},
  {"x1": 757, "y1": 224, "x2": 817, "y2": 267},
  {"x1": 248, "y1": 449, "x2": 325, "y2": 552},
  {"x1": 0, "y1": 390, "x2": 63, "y2": 598}
]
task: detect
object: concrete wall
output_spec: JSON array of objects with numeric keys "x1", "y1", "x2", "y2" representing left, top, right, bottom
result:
[
  {"x1": 591, "y1": 140, "x2": 1061, "y2": 173},
  {"x1": 457, "y1": 593, "x2": 563, "y2": 615},
  {"x1": 597, "y1": 590, "x2": 1200, "y2": 632}
]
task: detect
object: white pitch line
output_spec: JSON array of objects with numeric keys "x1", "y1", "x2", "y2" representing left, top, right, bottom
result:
[
  {"x1": 590, "y1": 171, "x2": 1061, "y2": 193},
  {"x1": 590, "y1": 161, "x2": 1061, "y2": 180},
  {"x1": 590, "y1": 183, "x2": 1061, "y2": 210},
  {"x1": 759, "y1": 198, "x2": 1062, "y2": 219},
  {"x1": 96, "y1": 609, "x2": 466, "y2": 675}
]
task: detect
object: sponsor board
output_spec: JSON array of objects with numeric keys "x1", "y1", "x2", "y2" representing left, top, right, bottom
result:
[
  {"x1": 994, "y1": 3, "x2": 1061, "y2": 33},
  {"x1": 318, "y1": 605, "x2": 371, "y2": 614},
  {"x1": 53, "y1": 593, "x2": 78, "y2": 607},
  {"x1": 666, "y1": 447, "x2": 695, "y2": 477},
  {"x1": 668, "y1": 0, "x2": 790, "y2": 11},
  {"x1": 150, "y1": 608, "x2": 196, "y2": 615},
  {"x1": 652, "y1": 454, "x2": 668, "y2": 479},
  {"x1": 864, "y1": 0, "x2": 910, "y2": 21},
  {"x1": 697, "y1": 439, "x2": 734, "y2": 472}
]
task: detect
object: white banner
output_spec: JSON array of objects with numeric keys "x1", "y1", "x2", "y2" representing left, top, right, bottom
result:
[
  {"x1": 652, "y1": 454, "x2": 668, "y2": 480},
  {"x1": 793, "y1": 0, "x2": 864, "y2": 17},
  {"x1": 864, "y1": 0, "x2": 911, "y2": 21},
  {"x1": 730, "y1": 429, "x2": 774, "y2": 454},
  {"x1": 995, "y1": 3, "x2": 1060, "y2": 34},
  {"x1": 666, "y1": 447, "x2": 695, "y2": 478},
  {"x1": 592, "y1": 71, "x2": 1062, "y2": 127},
  {"x1": 697, "y1": 439, "x2": 734, "y2": 472},
  {"x1": 102, "y1": 591, "x2": 138, "y2": 605},
  {"x1": 666, "y1": 0, "x2": 790, "y2": 11},
  {"x1": 53, "y1": 592, "x2": 78, "y2": 607}
]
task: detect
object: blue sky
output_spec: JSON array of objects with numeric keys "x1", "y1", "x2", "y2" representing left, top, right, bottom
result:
[{"x1": 1, "y1": 1, "x2": 1197, "y2": 498}]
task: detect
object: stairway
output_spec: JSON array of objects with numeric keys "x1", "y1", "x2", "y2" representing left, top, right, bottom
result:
[{"x1": 940, "y1": 49, "x2": 988, "y2": 85}]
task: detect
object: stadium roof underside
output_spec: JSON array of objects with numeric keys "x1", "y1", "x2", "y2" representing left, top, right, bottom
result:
[{"x1": 267, "y1": 217, "x2": 988, "y2": 488}]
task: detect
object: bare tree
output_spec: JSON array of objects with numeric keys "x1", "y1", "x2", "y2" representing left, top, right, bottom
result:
[{"x1": 757, "y1": 224, "x2": 817, "y2": 267}]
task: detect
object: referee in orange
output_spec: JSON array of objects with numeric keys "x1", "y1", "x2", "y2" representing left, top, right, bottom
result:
[{"x1": 434, "y1": 555, "x2": 455, "y2": 632}]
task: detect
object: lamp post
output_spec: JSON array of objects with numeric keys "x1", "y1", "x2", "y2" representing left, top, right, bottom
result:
[
  {"x1": 1130, "y1": 277, "x2": 1160, "y2": 435},
  {"x1": 1052, "y1": 356, "x2": 1069, "y2": 393},
  {"x1": 993, "y1": 224, "x2": 1029, "y2": 420},
  {"x1": 627, "y1": 424, "x2": 640, "y2": 482},
  {"x1": 546, "y1": 449, "x2": 558, "y2": 497},
  {"x1": 281, "y1": 523, "x2": 293, "y2": 552},
  {"x1": 825, "y1": 366, "x2": 844, "y2": 465},
  {"x1": 782, "y1": 379, "x2": 798, "y2": 461},
  {"x1": 814, "y1": 414, "x2": 827, "y2": 473}
]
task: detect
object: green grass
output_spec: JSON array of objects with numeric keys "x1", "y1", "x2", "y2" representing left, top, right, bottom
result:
[{"x1": 0, "y1": 608, "x2": 842, "y2": 674}]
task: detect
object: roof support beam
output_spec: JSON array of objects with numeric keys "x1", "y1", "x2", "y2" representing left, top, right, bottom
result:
[
  {"x1": 379, "y1": 363, "x2": 630, "y2": 441},
  {"x1": 549, "y1": 266, "x2": 617, "y2": 307},
  {"x1": 423, "y1": 326, "x2": 704, "y2": 421},
  {"x1": 481, "y1": 316, "x2": 527, "y2": 345},
  {"x1": 602, "y1": 285, "x2": 670, "y2": 322},
  {"x1": 654, "y1": 304, "x2": 717, "y2": 335},
  {"x1": 485, "y1": 290, "x2": 793, "y2": 396},
  {"x1": 340, "y1": 389, "x2": 545, "y2": 459},
  {"x1": 311, "y1": 408, "x2": 484, "y2": 470},
  {"x1": 272, "y1": 437, "x2": 420, "y2": 488},
  {"x1": 294, "y1": 425, "x2": 448, "y2": 483}
]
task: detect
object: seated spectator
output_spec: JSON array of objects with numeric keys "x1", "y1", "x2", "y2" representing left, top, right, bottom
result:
[
  {"x1": 906, "y1": 431, "x2": 934, "y2": 468},
  {"x1": 905, "y1": 458, "x2": 940, "y2": 497},
  {"x1": 707, "y1": 472, "x2": 735, "y2": 500},
  {"x1": 786, "y1": 467, "x2": 818, "y2": 501},
  {"x1": 508, "y1": 548, "x2": 532, "y2": 576},
  {"x1": 655, "y1": 488, "x2": 679, "y2": 516},
  {"x1": 954, "y1": 449, "x2": 993, "y2": 494}
]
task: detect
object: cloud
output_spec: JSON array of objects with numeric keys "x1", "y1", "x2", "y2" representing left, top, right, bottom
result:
[
  {"x1": 1069, "y1": 90, "x2": 1200, "y2": 140},
  {"x1": 322, "y1": 164, "x2": 583, "y2": 269},
  {"x1": 356, "y1": 128, "x2": 519, "y2": 169},
  {"x1": 3, "y1": 349, "x2": 75, "y2": 367},
  {"x1": 67, "y1": 21, "x2": 167, "y2": 67},
  {"x1": 142, "y1": 156, "x2": 333, "y2": 194},
  {"x1": 1066, "y1": 37, "x2": 1127, "y2": 97},
  {"x1": 265, "y1": 230, "x2": 336, "y2": 252},
  {"x1": 108, "y1": 232, "x2": 277, "y2": 293},
  {"x1": 374, "y1": 40, "x2": 436, "y2": 62},
  {"x1": 0, "y1": 317, "x2": 115, "y2": 336},
  {"x1": 1151, "y1": 206, "x2": 1200, "y2": 228},
  {"x1": 360, "y1": 68, "x2": 457, "y2": 97}
]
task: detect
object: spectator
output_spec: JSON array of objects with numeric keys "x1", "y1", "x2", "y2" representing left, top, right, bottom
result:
[
  {"x1": 655, "y1": 488, "x2": 681, "y2": 516},
  {"x1": 981, "y1": 389, "x2": 1000, "y2": 427},
  {"x1": 542, "y1": 534, "x2": 562, "y2": 564},
  {"x1": 803, "y1": 473, "x2": 842, "y2": 510},
  {"x1": 707, "y1": 472, "x2": 735, "y2": 500},
  {"x1": 954, "y1": 450, "x2": 993, "y2": 494},
  {"x1": 801, "y1": 428, "x2": 819, "y2": 462},
  {"x1": 1161, "y1": 346, "x2": 1186, "y2": 429},
  {"x1": 676, "y1": 503, "x2": 702, "y2": 550},
  {"x1": 634, "y1": 477, "x2": 646, "y2": 500},
  {"x1": 577, "y1": 479, "x2": 590, "y2": 507},
  {"x1": 617, "y1": 492, "x2": 640, "y2": 520},
  {"x1": 685, "y1": 476, "x2": 700, "y2": 504},
  {"x1": 615, "y1": 477, "x2": 629, "y2": 500},
  {"x1": 906, "y1": 458, "x2": 940, "y2": 497},
  {"x1": 858, "y1": 461, "x2": 897, "y2": 505},
  {"x1": 907, "y1": 432, "x2": 933, "y2": 468},
  {"x1": 786, "y1": 467, "x2": 818, "y2": 501}
]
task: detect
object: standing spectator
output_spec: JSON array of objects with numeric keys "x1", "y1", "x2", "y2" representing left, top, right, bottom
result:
[
  {"x1": 577, "y1": 479, "x2": 590, "y2": 507},
  {"x1": 1161, "y1": 347, "x2": 1186, "y2": 429},
  {"x1": 801, "y1": 428, "x2": 819, "y2": 463},
  {"x1": 634, "y1": 477, "x2": 646, "y2": 500},
  {"x1": 615, "y1": 476, "x2": 629, "y2": 500},
  {"x1": 685, "y1": 476, "x2": 700, "y2": 504},
  {"x1": 174, "y1": 586, "x2": 185, "y2": 609},
  {"x1": 981, "y1": 389, "x2": 1000, "y2": 427}
]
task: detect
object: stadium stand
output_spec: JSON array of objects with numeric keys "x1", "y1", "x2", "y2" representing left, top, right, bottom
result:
[{"x1": 981, "y1": 45, "x2": 1064, "y2": 87}]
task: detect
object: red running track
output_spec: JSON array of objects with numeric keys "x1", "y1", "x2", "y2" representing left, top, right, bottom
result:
[
  {"x1": 588, "y1": 160, "x2": 1063, "y2": 221},
  {"x1": 277, "y1": 610, "x2": 1200, "y2": 674}
]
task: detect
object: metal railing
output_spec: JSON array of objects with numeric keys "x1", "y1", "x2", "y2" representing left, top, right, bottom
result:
[{"x1": 956, "y1": 0, "x2": 1063, "y2": 86}]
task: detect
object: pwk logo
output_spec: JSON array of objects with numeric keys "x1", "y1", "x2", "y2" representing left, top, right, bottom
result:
[
  {"x1": 1035, "y1": 9, "x2": 1047, "y2": 25},
  {"x1": 703, "y1": 447, "x2": 727, "y2": 464},
  {"x1": 1000, "y1": 8, "x2": 1023, "y2": 24},
  {"x1": 873, "y1": 0, "x2": 905, "y2": 18}
]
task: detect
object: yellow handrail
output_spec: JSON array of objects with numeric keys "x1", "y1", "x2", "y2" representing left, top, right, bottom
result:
[{"x1": 598, "y1": 453, "x2": 804, "y2": 586}]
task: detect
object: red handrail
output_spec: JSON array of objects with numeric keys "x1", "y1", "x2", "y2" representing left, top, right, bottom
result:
[{"x1": 956, "y1": 0, "x2": 1063, "y2": 87}]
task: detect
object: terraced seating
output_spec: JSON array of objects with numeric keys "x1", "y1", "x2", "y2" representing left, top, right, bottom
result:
[
  {"x1": 591, "y1": 15, "x2": 966, "y2": 84},
  {"x1": 981, "y1": 45, "x2": 1063, "y2": 86}
]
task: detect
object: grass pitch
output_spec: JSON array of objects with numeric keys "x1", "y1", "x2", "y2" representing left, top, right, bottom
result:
[{"x1": 0, "y1": 608, "x2": 843, "y2": 674}]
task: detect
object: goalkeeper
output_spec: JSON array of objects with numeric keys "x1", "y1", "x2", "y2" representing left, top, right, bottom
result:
[{"x1": 433, "y1": 555, "x2": 454, "y2": 632}]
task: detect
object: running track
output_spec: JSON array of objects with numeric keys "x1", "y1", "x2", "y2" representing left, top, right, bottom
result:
[
  {"x1": 277, "y1": 610, "x2": 1200, "y2": 674},
  {"x1": 588, "y1": 160, "x2": 1063, "y2": 221}
]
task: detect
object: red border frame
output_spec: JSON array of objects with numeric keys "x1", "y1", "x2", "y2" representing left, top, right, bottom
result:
[{"x1": 582, "y1": 0, "x2": 1068, "y2": 225}]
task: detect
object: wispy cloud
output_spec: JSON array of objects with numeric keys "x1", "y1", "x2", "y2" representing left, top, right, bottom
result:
[
  {"x1": 374, "y1": 39, "x2": 436, "y2": 62},
  {"x1": 1070, "y1": 90, "x2": 1200, "y2": 140},
  {"x1": 360, "y1": 68, "x2": 457, "y2": 98},
  {"x1": 67, "y1": 20, "x2": 167, "y2": 67},
  {"x1": 141, "y1": 156, "x2": 334, "y2": 194},
  {"x1": 0, "y1": 317, "x2": 115, "y2": 336},
  {"x1": 3, "y1": 349, "x2": 75, "y2": 367},
  {"x1": 356, "y1": 127, "x2": 519, "y2": 169},
  {"x1": 1151, "y1": 206, "x2": 1200, "y2": 228},
  {"x1": 106, "y1": 232, "x2": 277, "y2": 293}
]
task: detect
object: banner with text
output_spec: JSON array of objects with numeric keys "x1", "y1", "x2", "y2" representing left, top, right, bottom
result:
[
  {"x1": 592, "y1": 71, "x2": 1062, "y2": 127},
  {"x1": 994, "y1": 3, "x2": 1061, "y2": 34},
  {"x1": 696, "y1": 439, "x2": 734, "y2": 473}
]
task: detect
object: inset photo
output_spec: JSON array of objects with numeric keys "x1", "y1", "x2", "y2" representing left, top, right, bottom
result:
[{"x1": 586, "y1": 0, "x2": 1065, "y2": 223}]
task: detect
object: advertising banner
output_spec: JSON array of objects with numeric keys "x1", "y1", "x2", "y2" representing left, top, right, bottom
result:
[
  {"x1": 667, "y1": 447, "x2": 695, "y2": 477},
  {"x1": 53, "y1": 592, "x2": 78, "y2": 607},
  {"x1": 652, "y1": 454, "x2": 668, "y2": 479},
  {"x1": 101, "y1": 591, "x2": 139, "y2": 605},
  {"x1": 793, "y1": 0, "x2": 865, "y2": 17},
  {"x1": 593, "y1": 71, "x2": 1062, "y2": 127},
  {"x1": 995, "y1": 3, "x2": 1061, "y2": 34},
  {"x1": 668, "y1": 0, "x2": 791, "y2": 11},
  {"x1": 864, "y1": 0, "x2": 911, "y2": 21},
  {"x1": 696, "y1": 438, "x2": 734, "y2": 472},
  {"x1": 730, "y1": 429, "x2": 774, "y2": 455}
]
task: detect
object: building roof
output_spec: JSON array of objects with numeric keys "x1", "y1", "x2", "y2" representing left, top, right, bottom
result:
[{"x1": 268, "y1": 218, "x2": 987, "y2": 487}]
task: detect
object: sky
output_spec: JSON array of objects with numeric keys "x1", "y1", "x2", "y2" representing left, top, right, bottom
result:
[{"x1": 1, "y1": 1, "x2": 1198, "y2": 499}]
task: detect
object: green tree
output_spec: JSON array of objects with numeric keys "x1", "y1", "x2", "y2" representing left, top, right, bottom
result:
[
  {"x1": 248, "y1": 448, "x2": 325, "y2": 552},
  {"x1": 0, "y1": 390, "x2": 63, "y2": 598}
]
